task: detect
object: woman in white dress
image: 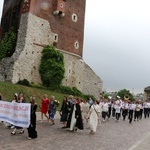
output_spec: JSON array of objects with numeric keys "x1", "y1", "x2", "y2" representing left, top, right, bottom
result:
[{"x1": 87, "y1": 100, "x2": 100, "y2": 134}]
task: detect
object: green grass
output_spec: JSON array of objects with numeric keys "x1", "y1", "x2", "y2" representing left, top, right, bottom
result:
[{"x1": 0, "y1": 81, "x2": 69, "y2": 111}]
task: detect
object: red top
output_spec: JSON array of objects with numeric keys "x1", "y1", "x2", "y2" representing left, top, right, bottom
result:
[{"x1": 40, "y1": 98, "x2": 50, "y2": 114}]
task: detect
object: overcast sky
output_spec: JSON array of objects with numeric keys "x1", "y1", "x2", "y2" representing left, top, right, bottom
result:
[{"x1": 0, "y1": 0, "x2": 150, "y2": 94}]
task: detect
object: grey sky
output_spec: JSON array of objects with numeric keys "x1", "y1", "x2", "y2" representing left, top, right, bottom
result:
[
  {"x1": 83, "y1": 0, "x2": 150, "y2": 94},
  {"x1": 0, "y1": 0, "x2": 150, "y2": 94}
]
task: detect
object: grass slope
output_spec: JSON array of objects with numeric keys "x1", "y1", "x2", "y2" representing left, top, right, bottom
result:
[{"x1": 0, "y1": 82, "x2": 68, "y2": 111}]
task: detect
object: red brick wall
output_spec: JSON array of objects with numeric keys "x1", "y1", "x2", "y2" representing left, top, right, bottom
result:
[{"x1": 28, "y1": 0, "x2": 86, "y2": 57}]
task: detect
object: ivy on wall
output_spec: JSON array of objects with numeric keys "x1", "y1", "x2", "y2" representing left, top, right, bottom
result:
[
  {"x1": 0, "y1": 27, "x2": 16, "y2": 61},
  {"x1": 39, "y1": 45, "x2": 65, "y2": 89}
]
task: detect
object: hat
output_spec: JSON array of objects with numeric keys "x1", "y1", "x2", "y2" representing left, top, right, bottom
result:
[
  {"x1": 15, "y1": 93, "x2": 18, "y2": 97},
  {"x1": 108, "y1": 96, "x2": 112, "y2": 100},
  {"x1": 117, "y1": 96, "x2": 120, "y2": 99}
]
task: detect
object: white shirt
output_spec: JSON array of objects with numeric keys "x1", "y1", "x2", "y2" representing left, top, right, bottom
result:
[
  {"x1": 115, "y1": 105, "x2": 121, "y2": 113},
  {"x1": 129, "y1": 103, "x2": 135, "y2": 110},
  {"x1": 101, "y1": 103, "x2": 108, "y2": 112}
]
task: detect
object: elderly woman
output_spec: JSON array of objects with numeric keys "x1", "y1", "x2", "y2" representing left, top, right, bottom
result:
[{"x1": 48, "y1": 95, "x2": 57, "y2": 125}]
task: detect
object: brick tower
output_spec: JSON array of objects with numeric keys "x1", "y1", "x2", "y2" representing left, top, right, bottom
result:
[{"x1": 0, "y1": 0, "x2": 103, "y2": 98}]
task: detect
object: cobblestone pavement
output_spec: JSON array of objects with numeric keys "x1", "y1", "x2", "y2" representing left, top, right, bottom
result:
[{"x1": 0, "y1": 116, "x2": 150, "y2": 150}]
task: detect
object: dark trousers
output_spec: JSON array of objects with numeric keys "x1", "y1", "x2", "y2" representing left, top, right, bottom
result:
[
  {"x1": 122, "y1": 109, "x2": 128, "y2": 120},
  {"x1": 116, "y1": 113, "x2": 120, "y2": 120},
  {"x1": 148, "y1": 108, "x2": 150, "y2": 118},
  {"x1": 139, "y1": 109, "x2": 143, "y2": 119},
  {"x1": 112, "y1": 108, "x2": 116, "y2": 117},
  {"x1": 102, "y1": 111, "x2": 108, "y2": 120},
  {"x1": 128, "y1": 110, "x2": 133, "y2": 123},
  {"x1": 134, "y1": 111, "x2": 140, "y2": 120},
  {"x1": 107, "y1": 107, "x2": 111, "y2": 118},
  {"x1": 144, "y1": 108, "x2": 148, "y2": 118}
]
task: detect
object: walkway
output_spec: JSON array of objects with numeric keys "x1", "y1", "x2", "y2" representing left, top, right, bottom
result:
[{"x1": 0, "y1": 112, "x2": 150, "y2": 150}]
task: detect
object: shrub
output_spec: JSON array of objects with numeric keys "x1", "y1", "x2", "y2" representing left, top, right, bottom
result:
[
  {"x1": 17, "y1": 79, "x2": 30, "y2": 86},
  {"x1": 0, "y1": 27, "x2": 16, "y2": 61},
  {"x1": 39, "y1": 45, "x2": 65, "y2": 88}
]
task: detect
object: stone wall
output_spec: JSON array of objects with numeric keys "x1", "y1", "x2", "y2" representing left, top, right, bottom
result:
[
  {"x1": 11, "y1": 13, "x2": 57, "y2": 83},
  {"x1": 61, "y1": 51, "x2": 103, "y2": 99}
]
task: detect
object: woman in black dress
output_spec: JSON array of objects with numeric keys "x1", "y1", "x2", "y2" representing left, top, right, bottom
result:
[
  {"x1": 27, "y1": 96, "x2": 37, "y2": 139},
  {"x1": 60, "y1": 96, "x2": 70, "y2": 128},
  {"x1": 66, "y1": 98, "x2": 83, "y2": 131}
]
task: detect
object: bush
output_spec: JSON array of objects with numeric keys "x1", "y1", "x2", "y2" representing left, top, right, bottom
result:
[
  {"x1": 72, "y1": 87, "x2": 83, "y2": 97},
  {"x1": 58, "y1": 86, "x2": 74, "y2": 95},
  {"x1": 0, "y1": 27, "x2": 16, "y2": 61},
  {"x1": 30, "y1": 83, "x2": 47, "y2": 90},
  {"x1": 17, "y1": 79, "x2": 30, "y2": 86},
  {"x1": 39, "y1": 45, "x2": 65, "y2": 88}
]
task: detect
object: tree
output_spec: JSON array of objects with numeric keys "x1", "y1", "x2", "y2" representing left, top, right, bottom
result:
[
  {"x1": 39, "y1": 45, "x2": 65, "y2": 89},
  {"x1": 0, "y1": 27, "x2": 16, "y2": 61},
  {"x1": 116, "y1": 89, "x2": 134, "y2": 101}
]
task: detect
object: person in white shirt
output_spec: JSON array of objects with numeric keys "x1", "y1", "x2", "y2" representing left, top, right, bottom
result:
[
  {"x1": 143, "y1": 100, "x2": 149, "y2": 118},
  {"x1": 139, "y1": 100, "x2": 143, "y2": 120},
  {"x1": 115, "y1": 102, "x2": 121, "y2": 121},
  {"x1": 128, "y1": 101, "x2": 135, "y2": 123},
  {"x1": 107, "y1": 99, "x2": 112, "y2": 119},
  {"x1": 134, "y1": 101, "x2": 140, "y2": 121},
  {"x1": 101, "y1": 99, "x2": 108, "y2": 122},
  {"x1": 111, "y1": 100, "x2": 116, "y2": 118},
  {"x1": 147, "y1": 100, "x2": 150, "y2": 118},
  {"x1": 122, "y1": 100, "x2": 129, "y2": 121}
]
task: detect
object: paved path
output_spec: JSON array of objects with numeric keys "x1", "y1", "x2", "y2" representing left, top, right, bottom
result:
[{"x1": 0, "y1": 113, "x2": 150, "y2": 150}]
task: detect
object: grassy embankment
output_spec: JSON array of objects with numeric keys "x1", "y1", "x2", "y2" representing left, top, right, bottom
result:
[{"x1": 0, "y1": 81, "x2": 69, "y2": 111}]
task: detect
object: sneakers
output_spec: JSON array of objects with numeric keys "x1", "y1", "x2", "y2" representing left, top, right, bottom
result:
[
  {"x1": 27, "y1": 137, "x2": 32, "y2": 140},
  {"x1": 10, "y1": 126, "x2": 15, "y2": 129},
  {"x1": 90, "y1": 130, "x2": 94, "y2": 134}
]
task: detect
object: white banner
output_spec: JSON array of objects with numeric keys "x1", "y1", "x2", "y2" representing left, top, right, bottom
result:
[{"x1": 0, "y1": 101, "x2": 31, "y2": 128}]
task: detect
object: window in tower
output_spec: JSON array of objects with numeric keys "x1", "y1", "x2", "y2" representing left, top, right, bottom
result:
[
  {"x1": 72, "y1": 13, "x2": 78, "y2": 22},
  {"x1": 69, "y1": 69, "x2": 71, "y2": 74},
  {"x1": 54, "y1": 34, "x2": 58, "y2": 42},
  {"x1": 74, "y1": 41, "x2": 79, "y2": 49}
]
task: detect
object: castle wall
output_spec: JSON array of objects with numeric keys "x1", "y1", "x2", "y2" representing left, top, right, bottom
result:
[
  {"x1": 11, "y1": 13, "x2": 56, "y2": 83},
  {"x1": 62, "y1": 52, "x2": 103, "y2": 99}
]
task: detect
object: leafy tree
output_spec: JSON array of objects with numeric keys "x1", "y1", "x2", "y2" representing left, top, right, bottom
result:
[
  {"x1": 39, "y1": 45, "x2": 65, "y2": 89},
  {"x1": 116, "y1": 89, "x2": 134, "y2": 101},
  {"x1": 0, "y1": 27, "x2": 16, "y2": 61}
]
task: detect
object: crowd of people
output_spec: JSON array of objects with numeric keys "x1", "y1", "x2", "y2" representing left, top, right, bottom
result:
[
  {"x1": 1, "y1": 92, "x2": 150, "y2": 139},
  {"x1": 37, "y1": 95, "x2": 150, "y2": 134},
  {"x1": 99, "y1": 96, "x2": 150, "y2": 124},
  {"x1": 39, "y1": 94, "x2": 150, "y2": 134}
]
